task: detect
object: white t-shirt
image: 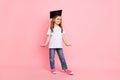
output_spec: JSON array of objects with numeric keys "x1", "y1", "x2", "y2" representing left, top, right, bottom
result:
[{"x1": 47, "y1": 25, "x2": 65, "y2": 48}]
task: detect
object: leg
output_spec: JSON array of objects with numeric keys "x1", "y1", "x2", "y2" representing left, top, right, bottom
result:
[
  {"x1": 49, "y1": 48, "x2": 55, "y2": 69},
  {"x1": 56, "y1": 48, "x2": 68, "y2": 70}
]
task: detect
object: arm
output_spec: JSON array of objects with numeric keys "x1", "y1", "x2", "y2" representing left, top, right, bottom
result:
[
  {"x1": 62, "y1": 34, "x2": 71, "y2": 46},
  {"x1": 41, "y1": 35, "x2": 51, "y2": 47}
]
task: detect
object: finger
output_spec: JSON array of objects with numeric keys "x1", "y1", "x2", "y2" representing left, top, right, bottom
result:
[
  {"x1": 40, "y1": 45, "x2": 43, "y2": 46},
  {"x1": 40, "y1": 45, "x2": 45, "y2": 47}
]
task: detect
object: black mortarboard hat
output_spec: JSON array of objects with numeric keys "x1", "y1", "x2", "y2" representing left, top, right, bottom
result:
[{"x1": 50, "y1": 10, "x2": 62, "y2": 18}]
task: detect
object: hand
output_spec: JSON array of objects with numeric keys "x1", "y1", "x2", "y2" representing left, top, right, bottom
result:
[
  {"x1": 40, "y1": 44, "x2": 47, "y2": 47},
  {"x1": 65, "y1": 43, "x2": 71, "y2": 46}
]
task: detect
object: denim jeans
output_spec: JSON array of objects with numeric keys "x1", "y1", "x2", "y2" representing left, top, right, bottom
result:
[{"x1": 49, "y1": 48, "x2": 68, "y2": 70}]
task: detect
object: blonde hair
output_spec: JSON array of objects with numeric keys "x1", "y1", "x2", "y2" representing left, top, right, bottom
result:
[{"x1": 50, "y1": 16, "x2": 63, "y2": 33}]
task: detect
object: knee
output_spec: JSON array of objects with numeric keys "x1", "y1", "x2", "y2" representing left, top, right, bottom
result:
[
  {"x1": 49, "y1": 57, "x2": 54, "y2": 61},
  {"x1": 61, "y1": 58, "x2": 66, "y2": 62}
]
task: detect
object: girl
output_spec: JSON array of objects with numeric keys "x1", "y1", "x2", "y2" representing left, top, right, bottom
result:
[{"x1": 41, "y1": 10, "x2": 73, "y2": 75}]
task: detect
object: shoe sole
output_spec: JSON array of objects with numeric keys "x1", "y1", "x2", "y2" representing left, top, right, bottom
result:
[
  {"x1": 51, "y1": 72, "x2": 57, "y2": 75},
  {"x1": 61, "y1": 70, "x2": 74, "y2": 75},
  {"x1": 67, "y1": 72, "x2": 74, "y2": 75}
]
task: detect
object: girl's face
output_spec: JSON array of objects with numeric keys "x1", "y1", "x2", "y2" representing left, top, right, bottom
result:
[{"x1": 54, "y1": 16, "x2": 62, "y2": 25}]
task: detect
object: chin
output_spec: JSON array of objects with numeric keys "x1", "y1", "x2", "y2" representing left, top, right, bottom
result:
[{"x1": 57, "y1": 23, "x2": 60, "y2": 25}]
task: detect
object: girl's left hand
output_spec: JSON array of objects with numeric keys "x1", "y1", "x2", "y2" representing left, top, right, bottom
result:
[{"x1": 65, "y1": 44, "x2": 71, "y2": 46}]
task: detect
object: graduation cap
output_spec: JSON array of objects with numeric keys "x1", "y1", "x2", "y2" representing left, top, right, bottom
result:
[{"x1": 50, "y1": 10, "x2": 62, "y2": 18}]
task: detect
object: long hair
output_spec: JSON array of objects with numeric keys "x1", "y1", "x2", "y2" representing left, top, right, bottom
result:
[{"x1": 50, "y1": 16, "x2": 63, "y2": 33}]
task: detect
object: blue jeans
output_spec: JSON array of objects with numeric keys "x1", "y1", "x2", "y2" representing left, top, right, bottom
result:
[{"x1": 49, "y1": 48, "x2": 68, "y2": 70}]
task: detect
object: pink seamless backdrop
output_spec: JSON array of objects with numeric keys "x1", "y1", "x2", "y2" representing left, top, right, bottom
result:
[{"x1": 0, "y1": 0, "x2": 120, "y2": 80}]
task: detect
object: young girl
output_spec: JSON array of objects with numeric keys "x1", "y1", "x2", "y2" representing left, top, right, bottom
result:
[{"x1": 41, "y1": 10, "x2": 73, "y2": 75}]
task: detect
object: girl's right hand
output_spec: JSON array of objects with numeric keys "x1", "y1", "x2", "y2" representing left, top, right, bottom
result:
[{"x1": 40, "y1": 44, "x2": 47, "y2": 47}]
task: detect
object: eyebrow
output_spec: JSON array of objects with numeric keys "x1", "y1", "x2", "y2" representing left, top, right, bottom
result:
[{"x1": 57, "y1": 18, "x2": 61, "y2": 19}]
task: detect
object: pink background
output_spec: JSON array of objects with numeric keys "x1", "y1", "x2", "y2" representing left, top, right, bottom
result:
[{"x1": 0, "y1": 0, "x2": 120, "y2": 80}]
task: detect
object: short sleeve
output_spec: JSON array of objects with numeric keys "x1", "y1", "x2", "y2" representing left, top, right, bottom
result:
[{"x1": 47, "y1": 27, "x2": 52, "y2": 35}]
